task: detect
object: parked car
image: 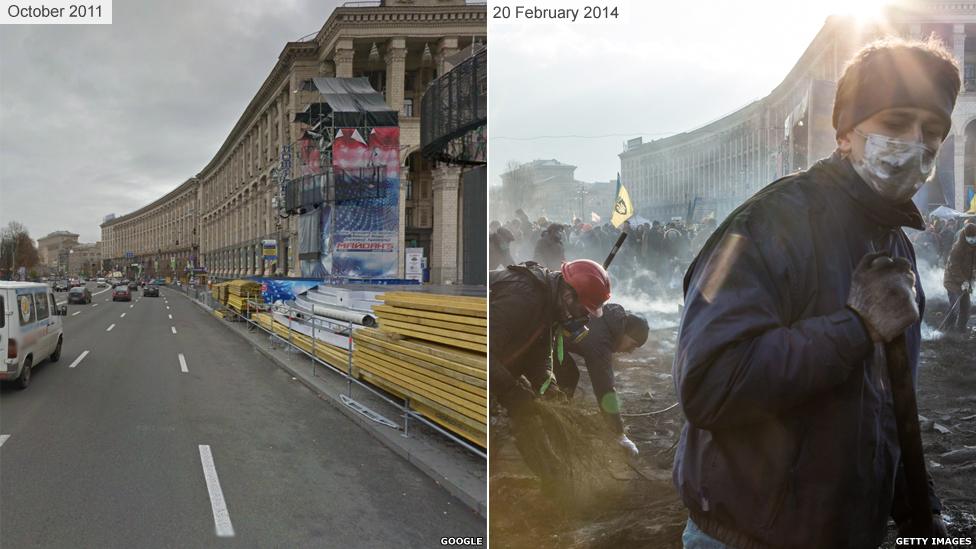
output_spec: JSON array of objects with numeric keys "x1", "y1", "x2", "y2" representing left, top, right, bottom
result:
[
  {"x1": 53, "y1": 280, "x2": 69, "y2": 292},
  {"x1": 142, "y1": 285, "x2": 160, "y2": 297},
  {"x1": 1, "y1": 282, "x2": 66, "y2": 389},
  {"x1": 112, "y1": 286, "x2": 132, "y2": 302},
  {"x1": 67, "y1": 286, "x2": 92, "y2": 304}
]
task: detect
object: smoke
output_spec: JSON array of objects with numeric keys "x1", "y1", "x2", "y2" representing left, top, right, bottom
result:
[
  {"x1": 610, "y1": 266, "x2": 683, "y2": 331},
  {"x1": 917, "y1": 259, "x2": 947, "y2": 304},
  {"x1": 921, "y1": 321, "x2": 944, "y2": 342}
]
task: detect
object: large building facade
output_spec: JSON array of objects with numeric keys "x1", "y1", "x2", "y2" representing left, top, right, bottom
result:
[
  {"x1": 621, "y1": 2, "x2": 976, "y2": 222},
  {"x1": 495, "y1": 159, "x2": 615, "y2": 223},
  {"x1": 101, "y1": 0, "x2": 486, "y2": 283}
]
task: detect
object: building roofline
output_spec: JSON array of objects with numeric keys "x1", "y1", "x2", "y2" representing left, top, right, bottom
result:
[
  {"x1": 620, "y1": 15, "x2": 849, "y2": 159},
  {"x1": 100, "y1": 178, "x2": 198, "y2": 228}
]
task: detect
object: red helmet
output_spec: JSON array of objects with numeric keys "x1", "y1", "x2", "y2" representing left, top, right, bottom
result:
[{"x1": 560, "y1": 259, "x2": 611, "y2": 318}]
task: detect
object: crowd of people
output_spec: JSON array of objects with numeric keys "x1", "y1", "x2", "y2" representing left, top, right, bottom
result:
[
  {"x1": 909, "y1": 215, "x2": 976, "y2": 334},
  {"x1": 489, "y1": 208, "x2": 719, "y2": 292}
]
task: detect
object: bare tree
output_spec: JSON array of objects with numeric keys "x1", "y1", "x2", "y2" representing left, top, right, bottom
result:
[
  {"x1": 500, "y1": 160, "x2": 536, "y2": 220},
  {"x1": 0, "y1": 221, "x2": 39, "y2": 279}
]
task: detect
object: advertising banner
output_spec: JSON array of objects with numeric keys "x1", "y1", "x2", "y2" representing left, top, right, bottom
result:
[
  {"x1": 405, "y1": 247, "x2": 423, "y2": 282},
  {"x1": 262, "y1": 239, "x2": 278, "y2": 260},
  {"x1": 331, "y1": 127, "x2": 400, "y2": 278}
]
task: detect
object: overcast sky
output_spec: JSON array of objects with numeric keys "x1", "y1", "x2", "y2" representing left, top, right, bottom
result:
[
  {"x1": 489, "y1": 0, "x2": 890, "y2": 186},
  {"x1": 0, "y1": 0, "x2": 342, "y2": 243}
]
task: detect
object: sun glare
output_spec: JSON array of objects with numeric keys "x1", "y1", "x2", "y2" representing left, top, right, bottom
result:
[{"x1": 844, "y1": 0, "x2": 890, "y2": 23}]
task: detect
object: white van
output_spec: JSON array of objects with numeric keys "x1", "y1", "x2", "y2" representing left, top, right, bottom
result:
[{"x1": 0, "y1": 282, "x2": 66, "y2": 389}]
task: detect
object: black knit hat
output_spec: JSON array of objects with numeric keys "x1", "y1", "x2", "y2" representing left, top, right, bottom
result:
[
  {"x1": 624, "y1": 313, "x2": 649, "y2": 347},
  {"x1": 833, "y1": 38, "x2": 960, "y2": 139}
]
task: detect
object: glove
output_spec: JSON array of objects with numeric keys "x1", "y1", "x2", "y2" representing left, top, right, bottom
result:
[
  {"x1": 847, "y1": 252, "x2": 919, "y2": 343},
  {"x1": 499, "y1": 380, "x2": 537, "y2": 419},
  {"x1": 617, "y1": 434, "x2": 639, "y2": 458}
]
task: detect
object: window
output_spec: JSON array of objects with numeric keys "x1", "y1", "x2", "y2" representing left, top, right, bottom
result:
[
  {"x1": 0, "y1": 295, "x2": 4, "y2": 328},
  {"x1": 17, "y1": 293, "x2": 36, "y2": 326},
  {"x1": 403, "y1": 98, "x2": 414, "y2": 117},
  {"x1": 35, "y1": 291, "x2": 49, "y2": 320}
]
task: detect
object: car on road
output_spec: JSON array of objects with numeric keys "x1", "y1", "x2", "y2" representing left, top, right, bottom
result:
[
  {"x1": 67, "y1": 286, "x2": 92, "y2": 304},
  {"x1": 127, "y1": 281, "x2": 139, "y2": 292},
  {"x1": 0, "y1": 282, "x2": 66, "y2": 389},
  {"x1": 53, "y1": 280, "x2": 69, "y2": 292},
  {"x1": 68, "y1": 278, "x2": 82, "y2": 289},
  {"x1": 112, "y1": 285, "x2": 132, "y2": 302},
  {"x1": 142, "y1": 285, "x2": 159, "y2": 297},
  {"x1": 96, "y1": 277, "x2": 108, "y2": 287}
]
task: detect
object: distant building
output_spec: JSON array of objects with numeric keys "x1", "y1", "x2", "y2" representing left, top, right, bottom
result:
[
  {"x1": 496, "y1": 159, "x2": 615, "y2": 223},
  {"x1": 35, "y1": 231, "x2": 101, "y2": 276},
  {"x1": 621, "y1": 2, "x2": 976, "y2": 222},
  {"x1": 36, "y1": 231, "x2": 79, "y2": 272}
]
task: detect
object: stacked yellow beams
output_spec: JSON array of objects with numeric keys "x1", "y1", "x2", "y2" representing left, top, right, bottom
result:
[
  {"x1": 351, "y1": 291, "x2": 487, "y2": 447},
  {"x1": 252, "y1": 312, "x2": 350, "y2": 372},
  {"x1": 226, "y1": 280, "x2": 262, "y2": 315},
  {"x1": 373, "y1": 292, "x2": 486, "y2": 353}
]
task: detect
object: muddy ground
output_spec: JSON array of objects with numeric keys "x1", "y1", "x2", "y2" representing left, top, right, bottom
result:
[{"x1": 490, "y1": 288, "x2": 976, "y2": 548}]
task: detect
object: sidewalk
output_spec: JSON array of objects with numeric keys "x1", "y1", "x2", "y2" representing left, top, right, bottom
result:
[{"x1": 173, "y1": 287, "x2": 487, "y2": 517}]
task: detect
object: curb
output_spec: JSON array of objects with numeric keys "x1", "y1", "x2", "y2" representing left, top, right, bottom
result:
[{"x1": 171, "y1": 288, "x2": 487, "y2": 517}]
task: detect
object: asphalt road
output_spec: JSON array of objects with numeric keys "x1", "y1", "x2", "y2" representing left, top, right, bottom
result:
[{"x1": 0, "y1": 283, "x2": 484, "y2": 548}]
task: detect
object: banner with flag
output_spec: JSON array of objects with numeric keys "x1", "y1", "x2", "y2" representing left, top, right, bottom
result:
[{"x1": 611, "y1": 173, "x2": 634, "y2": 228}]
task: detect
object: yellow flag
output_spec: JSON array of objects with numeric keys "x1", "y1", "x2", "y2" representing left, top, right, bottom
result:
[
  {"x1": 611, "y1": 174, "x2": 634, "y2": 228},
  {"x1": 969, "y1": 193, "x2": 976, "y2": 214}
]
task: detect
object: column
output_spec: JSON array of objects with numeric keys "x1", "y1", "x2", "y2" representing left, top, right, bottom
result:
[
  {"x1": 435, "y1": 37, "x2": 459, "y2": 76},
  {"x1": 430, "y1": 164, "x2": 461, "y2": 284},
  {"x1": 909, "y1": 23, "x2": 922, "y2": 41},
  {"x1": 954, "y1": 131, "x2": 966, "y2": 211},
  {"x1": 398, "y1": 165, "x2": 409, "y2": 279},
  {"x1": 384, "y1": 38, "x2": 407, "y2": 114},
  {"x1": 334, "y1": 39, "x2": 354, "y2": 79},
  {"x1": 954, "y1": 24, "x2": 966, "y2": 85}
]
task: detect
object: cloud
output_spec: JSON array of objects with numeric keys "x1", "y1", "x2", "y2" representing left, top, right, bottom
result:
[{"x1": 0, "y1": 0, "x2": 341, "y2": 243}]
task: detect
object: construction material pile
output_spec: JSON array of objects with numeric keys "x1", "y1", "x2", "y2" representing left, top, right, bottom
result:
[
  {"x1": 226, "y1": 280, "x2": 262, "y2": 316},
  {"x1": 353, "y1": 291, "x2": 487, "y2": 447},
  {"x1": 252, "y1": 311, "x2": 350, "y2": 372}
]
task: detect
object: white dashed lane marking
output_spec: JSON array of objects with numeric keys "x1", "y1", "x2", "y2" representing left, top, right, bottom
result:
[
  {"x1": 106, "y1": 324, "x2": 115, "y2": 332},
  {"x1": 199, "y1": 445, "x2": 235, "y2": 537},
  {"x1": 68, "y1": 350, "x2": 90, "y2": 369}
]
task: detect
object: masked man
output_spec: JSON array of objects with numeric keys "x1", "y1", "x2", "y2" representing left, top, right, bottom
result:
[
  {"x1": 554, "y1": 303, "x2": 650, "y2": 456},
  {"x1": 673, "y1": 38, "x2": 958, "y2": 549},
  {"x1": 943, "y1": 223, "x2": 976, "y2": 334},
  {"x1": 490, "y1": 259, "x2": 611, "y2": 414}
]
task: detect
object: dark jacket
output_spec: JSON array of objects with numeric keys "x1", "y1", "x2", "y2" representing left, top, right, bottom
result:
[
  {"x1": 943, "y1": 232, "x2": 976, "y2": 292},
  {"x1": 564, "y1": 303, "x2": 628, "y2": 433},
  {"x1": 533, "y1": 231, "x2": 565, "y2": 270},
  {"x1": 672, "y1": 153, "x2": 937, "y2": 549},
  {"x1": 489, "y1": 263, "x2": 561, "y2": 398},
  {"x1": 489, "y1": 232, "x2": 516, "y2": 270}
]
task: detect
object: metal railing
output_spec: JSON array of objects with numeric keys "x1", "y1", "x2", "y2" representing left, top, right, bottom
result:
[{"x1": 169, "y1": 283, "x2": 486, "y2": 460}]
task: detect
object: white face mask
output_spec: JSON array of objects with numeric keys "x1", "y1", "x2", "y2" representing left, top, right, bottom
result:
[
  {"x1": 967, "y1": 236, "x2": 976, "y2": 245},
  {"x1": 851, "y1": 129, "x2": 937, "y2": 203}
]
